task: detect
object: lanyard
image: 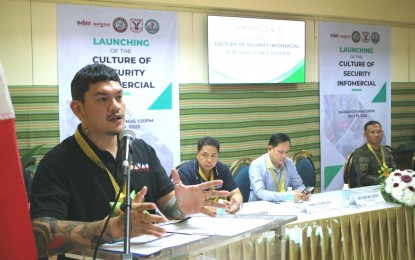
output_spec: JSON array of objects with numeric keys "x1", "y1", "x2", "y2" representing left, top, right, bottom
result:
[
  {"x1": 74, "y1": 128, "x2": 126, "y2": 202},
  {"x1": 199, "y1": 167, "x2": 225, "y2": 202},
  {"x1": 199, "y1": 167, "x2": 214, "y2": 188},
  {"x1": 266, "y1": 155, "x2": 285, "y2": 192},
  {"x1": 367, "y1": 143, "x2": 387, "y2": 168}
]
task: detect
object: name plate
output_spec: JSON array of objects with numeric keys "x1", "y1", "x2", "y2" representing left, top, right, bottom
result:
[
  {"x1": 353, "y1": 191, "x2": 386, "y2": 208},
  {"x1": 303, "y1": 197, "x2": 340, "y2": 215}
]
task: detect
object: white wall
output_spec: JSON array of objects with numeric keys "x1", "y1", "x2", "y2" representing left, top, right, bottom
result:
[{"x1": 1, "y1": 0, "x2": 414, "y2": 85}]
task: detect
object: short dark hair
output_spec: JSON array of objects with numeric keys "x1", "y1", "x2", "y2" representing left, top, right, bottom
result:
[
  {"x1": 364, "y1": 120, "x2": 381, "y2": 131},
  {"x1": 71, "y1": 63, "x2": 121, "y2": 102},
  {"x1": 197, "y1": 136, "x2": 220, "y2": 152},
  {"x1": 268, "y1": 133, "x2": 291, "y2": 147}
]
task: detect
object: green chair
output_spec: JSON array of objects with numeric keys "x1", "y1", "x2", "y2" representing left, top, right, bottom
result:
[
  {"x1": 292, "y1": 150, "x2": 316, "y2": 189},
  {"x1": 230, "y1": 158, "x2": 252, "y2": 203},
  {"x1": 343, "y1": 151, "x2": 356, "y2": 188}
]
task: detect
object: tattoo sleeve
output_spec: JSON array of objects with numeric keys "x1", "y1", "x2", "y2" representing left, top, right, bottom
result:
[
  {"x1": 164, "y1": 197, "x2": 189, "y2": 220},
  {"x1": 32, "y1": 217, "x2": 120, "y2": 257}
]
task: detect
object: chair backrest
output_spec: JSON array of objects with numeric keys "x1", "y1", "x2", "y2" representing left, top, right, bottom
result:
[
  {"x1": 230, "y1": 157, "x2": 252, "y2": 176},
  {"x1": 175, "y1": 162, "x2": 185, "y2": 170},
  {"x1": 169, "y1": 162, "x2": 185, "y2": 180},
  {"x1": 292, "y1": 150, "x2": 316, "y2": 188},
  {"x1": 343, "y1": 151, "x2": 357, "y2": 188},
  {"x1": 230, "y1": 157, "x2": 252, "y2": 203},
  {"x1": 412, "y1": 152, "x2": 415, "y2": 170}
]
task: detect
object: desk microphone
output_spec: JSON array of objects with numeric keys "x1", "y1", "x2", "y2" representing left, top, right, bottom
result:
[
  {"x1": 93, "y1": 129, "x2": 136, "y2": 259},
  {"x1": 119, "y1": 129, "x2": 135, "y2": 168},
  {"x1": 118, "y1": 128, "x2": 136, "y2": 258}
]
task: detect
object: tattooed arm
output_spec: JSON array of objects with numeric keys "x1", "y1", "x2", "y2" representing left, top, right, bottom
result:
[
  {"x1": 32, "y1": 216, "x2": 122, "y2": 257},
  {"x1": 32, "y1": 187, "x2": 168, "y2": 258}
]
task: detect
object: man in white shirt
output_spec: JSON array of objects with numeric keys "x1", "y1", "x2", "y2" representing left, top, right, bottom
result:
[{"x1": 249, "y1": 133, "x2": 309, "y2": 202}]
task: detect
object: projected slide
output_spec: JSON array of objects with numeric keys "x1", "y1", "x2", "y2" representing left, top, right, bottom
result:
[{"x1": 208, "y1": 16, "x2": 305, "y2": 84}]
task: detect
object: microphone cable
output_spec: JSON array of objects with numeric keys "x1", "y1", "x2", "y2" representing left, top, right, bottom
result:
[
  {"x1": 92, "y1": 173, "x2": 127, "y2": 260},
  {"x1": 93, "y1": 130, "x2": 135, "y2": 259}
]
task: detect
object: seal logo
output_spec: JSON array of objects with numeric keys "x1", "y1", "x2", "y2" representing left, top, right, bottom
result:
[
  {"x1": 362, "y1": 31, "x2": 370, "y2": 43},
  {"x1": 371, "y1": 32, "x2": 380, "y2": 44},
  {"x1": 113, "y1": 17, "x2": 128, "y2": 33},
  {"x1": 145, "y1": 19, "x2": 160, "y2": 34},
  {"x1": 351, "y1": 31, "x2": 361, "y2": 43},
  {"x1": 130, "y1": 18, "x2": 143, "y2": 33}
]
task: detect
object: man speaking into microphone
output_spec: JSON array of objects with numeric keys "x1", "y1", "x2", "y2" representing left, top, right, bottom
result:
[{"x1": 30, "y1": 63, "x2": 229, "y2": 259}]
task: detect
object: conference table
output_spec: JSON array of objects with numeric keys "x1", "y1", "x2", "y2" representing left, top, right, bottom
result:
[
  {"x1": 281, "y1": 185, "x2": 415, "y2": 260},
  {"x1": 69, "y1": 185, "x2": 414, "y2": 259},
  {"x1": 68, "y1": 214, "x2": 296, "y2": 259}
]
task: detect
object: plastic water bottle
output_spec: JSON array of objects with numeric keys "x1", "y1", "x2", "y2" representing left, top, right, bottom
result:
[
  {"x1": 216, "y1": 199, "x2": 225, "y2": 215},
  {"x1": 285, "y1": 187, "x2": 294, "y2": 202},
  {"x1": 342, "y1": 184, "x2": 351, "y2": 208}
]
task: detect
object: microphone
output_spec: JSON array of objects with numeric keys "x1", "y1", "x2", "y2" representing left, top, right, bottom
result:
[
  {"x1": 119, "y1": 128, "x2": 136, "y2": 143},
  {"x1": 118, "y1": 128, "x2": 136, "y2": 257},
  {"x1": 119, "y1": 129, "x2": 136, "y2": 173}
]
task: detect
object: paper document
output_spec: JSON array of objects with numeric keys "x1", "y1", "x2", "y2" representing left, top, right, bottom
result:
[
  {"x1": 100, "y1": 215, "x2": 275, "y2": 256},
  {"x1": 163, "y1": 215, "x2": 274, "y2": 236},
  {"x1": 100, "y1": 233, "x2": 209, "y2": 257},
  {"x1": 236, "y1": 200, "x2": 305, "y2": 216}
]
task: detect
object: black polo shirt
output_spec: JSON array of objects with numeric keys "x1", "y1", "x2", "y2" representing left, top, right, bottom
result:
[
  {"x1": 178, "y1": 159, "x2": 238, "y2": 192},
  {"x1": 30, "y1": 126, "x2": 173, "y2": 222}
]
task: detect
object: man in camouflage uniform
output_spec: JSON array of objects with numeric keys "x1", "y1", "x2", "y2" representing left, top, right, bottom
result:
[{"x1": 352, "y1": 120, "x2": 396, "y2": 187}]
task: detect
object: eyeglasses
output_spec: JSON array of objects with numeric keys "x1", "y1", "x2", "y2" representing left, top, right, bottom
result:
[{"x1": 199, "y1": 153, "x2": 218, "y2": 160}]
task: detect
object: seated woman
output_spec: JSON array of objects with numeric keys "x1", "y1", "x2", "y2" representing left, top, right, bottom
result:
[{"x1": 178, "y1": 136, "x2": 243, "y2": 213}]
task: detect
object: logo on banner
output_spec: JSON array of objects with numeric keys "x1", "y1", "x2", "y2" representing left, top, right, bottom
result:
[
  {"x1": 76, "y1": 20, "x2": 110, "y2": 28},
  {"x1": 93, "y1": 21, "x2": 111, "y2": 28},
  {"x1": 329, "y1": 32, "x2": 350, "y2": 40},
  {"x1": 352, "y1": 31, "x2": 361, "y2": 43},
  {"x1": 349, "y1": 31, "x2": 381, "y2": 44},
  {"x1": 113, "y1": 17, "x2": 128, "y2": 33},
  {"x1": 362, "y1": 31, "x2": 370, "y2": 43},
  {"x1": 145, "y1": 19, "x2": 160, "y2": 34},
  {"x1": 130, "y1": 19, "x2": 143, "y2": 33},
  {"x1": 77, "y1": 20, "x2": 92, "y2": 26},
  {"x1": 371, "y1": 32, "x2": 380, "y2": 44}
]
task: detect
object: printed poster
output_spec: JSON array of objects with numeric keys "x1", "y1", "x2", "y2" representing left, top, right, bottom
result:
[
  {"x1": 319, "y1": 21, "x2": 391, "y2": 191},
  {"x1": 57, "y1": 4, "x2": 179, "y2": 173}
]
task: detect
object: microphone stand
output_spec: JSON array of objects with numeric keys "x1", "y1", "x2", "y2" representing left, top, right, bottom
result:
[{"x1": 120, "y1": 130, "x2": 134, "y2": 260}]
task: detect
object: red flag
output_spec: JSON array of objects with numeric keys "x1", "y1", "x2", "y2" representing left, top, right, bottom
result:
[{"x1": 0, "y1": 63, "x2": 37, "y2": 259}]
